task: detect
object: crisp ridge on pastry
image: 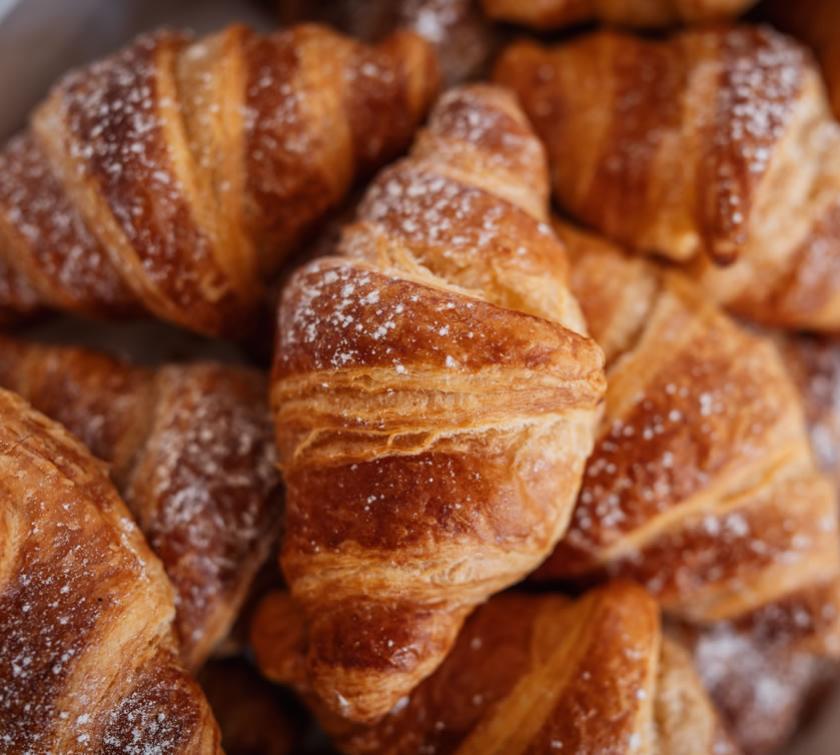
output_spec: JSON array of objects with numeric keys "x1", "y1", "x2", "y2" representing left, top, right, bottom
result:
[
  {"x1": 536, "y1": 221, "x2": 840, "y2": 625},
  {"x1": 251, "y1": 581, "x2": 738, "y2": 754},
  {"x1": 482, "y1": 0, "x2": 757, "y2": 29},
  {"x1": 0, "y1": 23, "x2": 439, "y2": 336},
  {"x1": 495, "y1": 26, "x2": 840, "y2": 331},
  {"x1": 269, "y1": 84, "x2": 606, "y2": 722},
  {"x1": 0, "y1": 335, "x2": 281, "y2": 670},
  {"x1": 0, "y1": 388, "x2": 220, "y2": 752}
]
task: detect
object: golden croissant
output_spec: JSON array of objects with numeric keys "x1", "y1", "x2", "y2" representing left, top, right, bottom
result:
[
  {"x1": 251, "y1": 581, "x2": 739, "y2": 754},
  {"x1": 495, "y1": 26, "x2": 840, "y2": 331},
  {"x1": 0, "y1": 389, "x2": 220, "y2": 752},
  {"x1": 270, "y1": 84, "x2": 606, "y2": 721},
  {"x1": 482, "y1": 0, "x2": 756, "y2": 29},
  {"x1": 0, "y1": 335, "x2": 281, "y2": 669},
  {"x1": 765, "y1": 0, "x2": 840, "y2": 121},
  {"x1": 536, "y1": 221, "x2": 840, "y2": 626},
  {"x1": 0, "y1": 23, "x2": 438, "y2": 336}
]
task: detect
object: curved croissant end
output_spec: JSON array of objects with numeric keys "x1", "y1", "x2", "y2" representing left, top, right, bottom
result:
[
  {"x1": 536, "y1": 222, "x2": 840, "y2": 624},
  {"x1": 482, "y1": 0, "x2": 755, "y2": 29},
  {"x1": 0, "y1": 389, "x2": 220, "y2": 751},
  {"x1": 270, "y1": 84, "x2": 605, "y2": 721},
  {"x1": 252, "y1": 582, "x2": 737, "y2": 754},
  {"x1": 0, "y1": 24, "x2": 438, "y2": 336},
  {"x1": 495, "y1": 26, "x2": 840, "y2": 332},
  {"x1": 0, "y1": 335, "x2": 281, "y2": 670}
]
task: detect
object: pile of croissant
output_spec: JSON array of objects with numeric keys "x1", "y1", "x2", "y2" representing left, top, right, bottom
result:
[{"x1": 5, "y1": 0, "x2": 840, "y2": 752}]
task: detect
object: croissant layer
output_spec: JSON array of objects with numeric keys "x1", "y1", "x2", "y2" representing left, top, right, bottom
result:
[
  {"x1": 252, "y1": 582, "x2": 738, "y2": 754},
  {"x1": 495, "y1": 26, "x2": 840, "y2": 331},
  {"x1": 0, "y1": 389, "x2": 220, "y2": 752},
  {"x1": 0, "y1": 335, "x2": 280, "y2": 669},
  {"x1": 0, "y1": 24, "x2": 438, "y2": 335},
  {"x1": 270, "y1": 84, "x2": 605, "y2": 722}
]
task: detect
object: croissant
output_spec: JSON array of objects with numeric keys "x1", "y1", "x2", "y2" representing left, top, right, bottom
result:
[
  {"x1": 765, "y1": 0, "x2": 840, "y2": 120},
  {"x1": 0, "y1": 388, "x2": 220, "y2": 752},
  {"x1": 0, "y1": 335, "x2": 281, "y2": 670},
  {"x1": 494, "y1": 26, "x2": 840, "y2": 331},
  {"x1": 251, "y1": 581, "x2": 739, "y2": 753},
  {"x1": 0, "y1": 23, "x2": 438, "y2": 337},
  {"x1": 535, "y1": 221, "x2": 840, "y2": 625},
  {"x1": 482, "y1": 0, "x2": 756, "y2": 29},
  {"x1": 270, "y1": 84, "x2": 605, "y2": 721}
]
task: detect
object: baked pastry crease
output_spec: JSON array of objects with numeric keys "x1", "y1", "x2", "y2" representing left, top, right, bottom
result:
[
  {"x1": 252, "y1": 582, "x2": 739, "y2": 754},
  {"x1": 0, "y1": 23, "x2": 438, "y2": 336},
  {"x1": 271, "y1": 84, "x2": 605, "y2": 721},
  {"x1": 495, "y1": 26, "x2": 840, "y2": 331},
  {"x1": 0, "y1": 389, "x2": 220, "y2": 752},
  {"x1": 0, "y1": 335, "x2": 280, "y2": 670}
]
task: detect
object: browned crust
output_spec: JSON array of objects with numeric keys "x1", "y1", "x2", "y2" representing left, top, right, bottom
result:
[
  {"x1": 765, "y1": 0, "x2": 840, "y2": 120},
  {"x1": 495, "y1": 26, "x2": 840, "y2": 331},
  {"x1": 0, "y1": 335, "x2": 281, "y2": 670},
  {"x1": 269, "y1": 85, "x2": 605, "y2": 722},
  {"x1": 482, "y1": 0, "x2": 755, "y2": 28},
  {"x1": 252, "y1": 582, "x2": 734, "y2": 754},
  {"x1": 0, "y1": 24, "x2": 438, "y2": 336},
  {"x1": 0, "y1": 389, "x2": 220, "y2": 751}
]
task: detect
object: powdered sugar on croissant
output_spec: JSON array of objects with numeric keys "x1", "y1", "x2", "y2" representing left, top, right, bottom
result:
[
  {"x1": 270, "y1": 85, "x2": 605, "y2": 722},
  {"x1": 495, "y1": 26, "x2": 840, "y2": 331},
  {"x1": 0, "y1": 24, "x2": 438, "y2": 336}
]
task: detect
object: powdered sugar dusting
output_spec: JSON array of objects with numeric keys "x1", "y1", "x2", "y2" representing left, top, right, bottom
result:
[
  {"x1": 0, "y1": 133, "x2": 135, "y2": 314},
  {"x1": 125, "y1": 364, "x2": 278, "y2": 662},
  {"x1": 0, "y1": 394, "x2": 176, "y2": 751},
  {"x1": 709, "y1": 27, "x2": 805, "y2": 254}
]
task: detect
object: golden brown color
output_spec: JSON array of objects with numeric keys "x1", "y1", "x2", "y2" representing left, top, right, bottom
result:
[
  {"x1": 0, "y1": 389, "x2": 220, "y2": 752},
  {"x1": 0, "y1": 335, "x2": 280, "y2": 670},
  {"x1": 495, "y1": 26, "x2": 840, "y2": 331},
  {"x1": 482, "y1": 0, "x2": 756, "y2": 28},
  {"x1": 765, "y1": 0, "x2": 840, "y2": 121},
  {"x1": 0, "y1": 23, "x2": 438, "y2": 336},
  {"x1": 537, "y1": 222, "x2": 840, "y2": 624},
  {"x1": 270, "y1": 84, "x2": 605, "y2": 721},
  {"x1": 252, "y1": 582, "x2": 738, "y2": 754}
]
